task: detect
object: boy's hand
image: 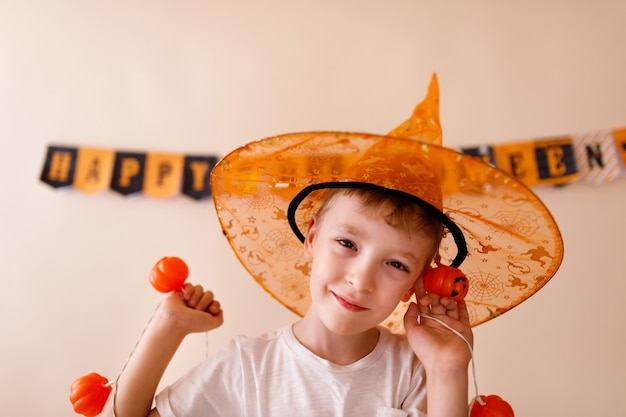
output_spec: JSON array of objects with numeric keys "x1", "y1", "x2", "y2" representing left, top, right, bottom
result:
[
  {"x1": 403, "y1": 277, "x2": 472, "y2": 373},
  {"x1": 158, "y1": 283, "x2": 224, "y2": 335}
]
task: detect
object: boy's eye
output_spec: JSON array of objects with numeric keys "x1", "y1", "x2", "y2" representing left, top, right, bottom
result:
[
  {"x1": 337, "y1": 239, "x2": 356, "y2": 250},
  {"x1": 388, "y1": 261, "x2": 409, "y2": 272}
]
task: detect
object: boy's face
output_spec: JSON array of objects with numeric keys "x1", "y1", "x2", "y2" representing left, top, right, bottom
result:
[{"x1": 304, "y1": 193, "x2": 434, "y2": 336}]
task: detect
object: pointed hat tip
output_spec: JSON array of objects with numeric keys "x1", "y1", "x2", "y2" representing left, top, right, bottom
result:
[{"x1": 386, "y1": 73, "x2": 442, "y2": 145}]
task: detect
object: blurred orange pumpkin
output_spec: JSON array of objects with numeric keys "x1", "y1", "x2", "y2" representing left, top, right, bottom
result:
[
  {"x1": 69, "y1": 372, "x2": 112, "y2": 417},
  {"x1": 470, "y1": 394, "x2": 515, "y2": 417},
  {"x1": 149, "y1": 256, "x2": 189, "y2": 293}
]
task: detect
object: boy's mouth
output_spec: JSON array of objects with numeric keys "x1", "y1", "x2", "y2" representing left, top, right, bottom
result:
[{"x1": 332, "y1": 292, "x2": 367, "y2": 312}]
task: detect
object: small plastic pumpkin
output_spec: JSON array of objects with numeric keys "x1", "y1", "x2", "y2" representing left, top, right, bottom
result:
[
  {"x1": 422, "y1": 265, "x2": 469, "y2": 302},
  {"x1": 149, "y1": 256, "x2": 189, "y2": 293},
  {"x1": 470, "y1": 394, "x2": 515, "y2": 417},
  {"x1": 69, "y1": 372, "x2": 112, "y2": 417}
]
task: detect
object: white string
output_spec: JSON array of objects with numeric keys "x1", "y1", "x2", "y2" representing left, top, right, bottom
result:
[
  {"x1": 108, "y1": 300, "x2": 212, "y2": 417},
  {"x1": 205, "y1": 331, "x2": 210, "y2": 359},
  {"x1": 418, "y1": 313, "x2": 486, "y2": 416},
  {"x1": 110, "y1": 300, "x2": 162, "y2": 417}
]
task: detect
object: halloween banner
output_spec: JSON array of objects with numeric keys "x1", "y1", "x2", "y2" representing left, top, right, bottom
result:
[
  {"x1": 40, "y1": 146, "x2": 218, "y2": 200},
  {"x1": 40, "y1": 126, "x2": 626, "y2": 200}
]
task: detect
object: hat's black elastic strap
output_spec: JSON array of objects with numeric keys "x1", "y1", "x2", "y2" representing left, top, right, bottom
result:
[{"x1": 286, "y1": 182, "x2": 468, "y2": 268}]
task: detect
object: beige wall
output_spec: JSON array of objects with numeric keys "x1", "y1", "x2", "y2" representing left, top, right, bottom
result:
[{"x1": 1, "y1": 1, "x2": 625, "y2": 415}]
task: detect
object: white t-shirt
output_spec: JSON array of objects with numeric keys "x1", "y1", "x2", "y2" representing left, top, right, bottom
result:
[{"x1": 155, "y1": 325, "x2": 427, "y2": 417}]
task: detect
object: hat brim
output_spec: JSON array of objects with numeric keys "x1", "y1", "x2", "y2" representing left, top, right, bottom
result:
[{"x1": 211, "y1": 131, "x2": 564, "y2": 330}]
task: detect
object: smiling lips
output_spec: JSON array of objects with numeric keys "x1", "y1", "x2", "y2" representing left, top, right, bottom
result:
[{"x1": 332, "y1": 292, "x2": 368, "y2": 312}]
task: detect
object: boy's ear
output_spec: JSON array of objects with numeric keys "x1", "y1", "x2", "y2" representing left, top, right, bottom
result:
[
  {"x1": 402, "y1": 273, "x2": 424, "y2": 302},
  {"x1": 303, "y1": 216, "x2": 317, "y2": 258},
  {"x1": 401, "y1": 286, "x2": 415, "y2": 302},
  {"x1": 407, "y1": 268, "x2": 430, "y2": 302}
]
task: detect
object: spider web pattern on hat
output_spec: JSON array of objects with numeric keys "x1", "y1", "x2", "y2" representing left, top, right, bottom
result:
[{"x1": 210, "y1": 76, "x2": 564, "y2": 331}]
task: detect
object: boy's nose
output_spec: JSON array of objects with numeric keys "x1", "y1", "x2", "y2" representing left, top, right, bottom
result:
[{"x1": 347, "y1": 260, "x2": 376, "y2": 292}]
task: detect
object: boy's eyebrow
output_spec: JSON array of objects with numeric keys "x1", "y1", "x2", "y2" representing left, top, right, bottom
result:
[{"x1": 395, "y1": 250, "x2": 420, "y2": 264}]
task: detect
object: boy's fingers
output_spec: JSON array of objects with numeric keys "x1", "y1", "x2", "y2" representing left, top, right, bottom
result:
[
  {"x1": 440, "y1": 297, "x2": 459, "y2": 319},
  {"x1": 403, "y1": 302, "x2": 419, "y2": 332},
  {"x1": 457, "y1": 300, "x2": 470, "y2": 325},
  {"x1": 185, "y1": 286, "x2": 202, "y2": 307},
  {"x1": 197, "y1": 292, "x2": 219, "y2": 313},
  {"x1": 195, "y1": 290, "x2": 212, "y2": 307},
  {"x1": 180, "y1": 284, "x2": 221, "y2": 314},
  {"x1": 181, "y1": 283, "x2": 196, "y2": 302},
  {"x1": 418, "y1": 293, "x2": 447, "y2": 315},
  {"x1": 208, "y1": 301, "x2": 222, "y2": 316}
]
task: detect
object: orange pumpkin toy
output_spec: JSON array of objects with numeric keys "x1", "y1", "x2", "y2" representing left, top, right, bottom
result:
[
  {"x1": 422, "y1": 265, "x2": 469, "y2": 302},
  {"x1": 69, "y1": 372, "x2": 112, "y2": 417},
  {"x1": 70, "y1": 257, "x2": 190, "y2": 416},
  {"x1": 470, "y1": 395, "x2": 515, "y2": 417},
  {"x1": 149, "y1": 256, "x2": 189, "y2": 293}
]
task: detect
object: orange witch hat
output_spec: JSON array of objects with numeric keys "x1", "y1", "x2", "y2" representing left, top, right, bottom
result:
[{"x1": 210, "y1": 74, "x2": 563, "y2": 332}]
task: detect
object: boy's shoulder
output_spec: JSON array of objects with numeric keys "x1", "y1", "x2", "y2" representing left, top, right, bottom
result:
[
  {"x1": 377, "y1": 327, "x2": 417, "y2": 359},
  {"x1": 229, "y1": 325, "x2": 290, "y2": 353}
]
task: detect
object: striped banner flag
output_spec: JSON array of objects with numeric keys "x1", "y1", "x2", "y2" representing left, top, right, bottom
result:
[
  {"x1": 573, "y1": 129, "x2": 620, "y2": 184},
  {"x1": 613, "y1": 128, "x2": 626, "y2": 176}
]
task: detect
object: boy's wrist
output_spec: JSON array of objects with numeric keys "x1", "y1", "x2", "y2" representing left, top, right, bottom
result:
[
  {"x1": 423, "y1": 360, "x2": 469, "y2": 378},
  {"x1": 152, "y1": 308, "x2": 190, "y2": 341}
]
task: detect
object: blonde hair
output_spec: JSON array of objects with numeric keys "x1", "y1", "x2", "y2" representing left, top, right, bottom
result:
[{"x1": 315, "y1": 187, "x2": 444, "y2": 261}]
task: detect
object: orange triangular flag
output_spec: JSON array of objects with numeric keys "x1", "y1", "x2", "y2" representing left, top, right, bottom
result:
[
  {"x1": 143, "y1": 152, "x2": 184, "y2": 198},
  {"x1": 73, "y1": 148, "x2": 115, "y2": 194},
  {"x1": 492, "y1": 141, "x2": 539, "y2": 187},
  {"x1": 613, "y1": 128, "x2": 626, "y2": 176}
]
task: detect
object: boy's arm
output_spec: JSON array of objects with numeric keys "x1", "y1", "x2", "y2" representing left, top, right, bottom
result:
[
  {"x1": 100, "y1": 284, "x2": 224, "y2": 417},
  {"x1": 422, "y1": 362, "x2": 469, "y2": 417},
  {"x1": 404, "y1": 296, "x2": 472, "y2": 417}
]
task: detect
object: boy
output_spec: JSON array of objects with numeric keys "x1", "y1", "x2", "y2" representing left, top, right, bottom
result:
[
  {"x1": 103, "y1": 186, "x2": 472, "y2": 417},
  {"x1": 101, "y1": 77, "x2": 562, "y2": 416}
]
